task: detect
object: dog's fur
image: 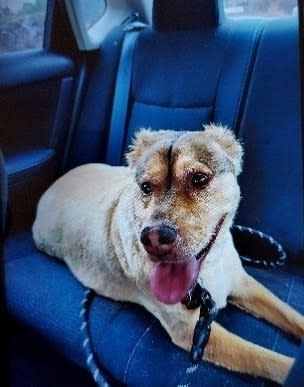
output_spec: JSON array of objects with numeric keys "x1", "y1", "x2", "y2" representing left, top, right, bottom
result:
[{"x1": 33, "y1": 124, "x2": 304, "y2": 384}]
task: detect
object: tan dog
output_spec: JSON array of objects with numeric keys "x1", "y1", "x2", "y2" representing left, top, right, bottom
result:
[{"x1": 33, "y1": 124, "x2": 304, "y2": 384}]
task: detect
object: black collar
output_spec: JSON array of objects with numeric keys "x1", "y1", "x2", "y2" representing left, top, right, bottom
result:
[
  {"x1": 182, "y1": 283, "x2": 203, "y2": 309},
  {"x1": 182, "y1": 284, "x2": 218, "y2": 364}
]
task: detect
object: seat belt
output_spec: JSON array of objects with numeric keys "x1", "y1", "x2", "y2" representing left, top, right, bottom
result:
[{"x1": 106, "y1": 17, "x2": 146, "y2": 166}]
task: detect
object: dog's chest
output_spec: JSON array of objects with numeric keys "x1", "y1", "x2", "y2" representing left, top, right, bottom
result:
[{"x1": 198, "y1": 253, "x2": 239, "y2": 309}]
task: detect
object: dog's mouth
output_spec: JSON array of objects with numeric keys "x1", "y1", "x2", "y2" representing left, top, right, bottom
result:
[
  {"x1": 148, "y1": 215, "x2": 226, "y2": 305},
  {"x1": 195, "y1": 215, "x2": 226, "y2": 261}
]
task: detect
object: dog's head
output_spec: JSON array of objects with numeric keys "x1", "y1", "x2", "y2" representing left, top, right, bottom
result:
[{"x1": 126, "y1": 124, "x2": 243, "y2": 305}]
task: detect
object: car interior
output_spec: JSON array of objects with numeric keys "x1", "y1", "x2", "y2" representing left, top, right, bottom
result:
[{"x1": 1, "y1": 0, "x2": 304, "y2": 385}]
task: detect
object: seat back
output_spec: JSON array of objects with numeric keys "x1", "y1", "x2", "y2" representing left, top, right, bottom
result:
[
  {"x1": 236, "y1": 19, "x2": 303, "y2": 260},
  {"x1": 105, "y1": 0, "x2": 263, "y2": 161},
  {"x1": 104, "y1": 0, "x2": 303, "y2": 261}
]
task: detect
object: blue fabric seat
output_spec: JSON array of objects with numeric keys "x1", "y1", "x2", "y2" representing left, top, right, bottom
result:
[
  {"x1": 5, "y1": 0, "x2": 304, "y2": 386},
  {"x1": 236, "y1": 19, "x2": 303, "y2": 262},
  {"x1": 5, "y1": 232, "x2": 304, "y2": 386},
  {"x1": 113, "y1": 19, "x2": 265, "y2": 160}
]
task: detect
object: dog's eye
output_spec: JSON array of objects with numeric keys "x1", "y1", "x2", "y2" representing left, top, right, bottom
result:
[
  {"x1": 140, "y1": 182, "x2": 152, "y2": 196},
  {"x1": 191, "y1": 173, "x2": 210, "y2": 188}
]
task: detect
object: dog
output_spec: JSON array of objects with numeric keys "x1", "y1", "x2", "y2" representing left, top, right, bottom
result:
[{"x1": 33, "y1": 124, "x2": 304, "y2": 384}]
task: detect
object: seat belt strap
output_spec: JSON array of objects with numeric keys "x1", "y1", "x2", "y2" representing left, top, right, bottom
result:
[{"x1": 106, "y1": 22, "x2": 145, "y2": 166}]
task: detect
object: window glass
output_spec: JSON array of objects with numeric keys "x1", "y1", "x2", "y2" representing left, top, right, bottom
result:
[
  {"x1": 77, "y1": 0, "x2": 106, "y2": 30},
  {"x1": 65, "y1": 0, "x2": 131, "y2": 50},
  {"x1": 0, "y1": 0, "x2": 47, "y2": 54},
  {"x1": 224, "y1": 0, "x2": 298, "y2": 18}
]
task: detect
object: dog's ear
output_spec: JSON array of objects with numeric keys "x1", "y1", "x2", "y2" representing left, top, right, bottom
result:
[
  {"x1": 126, "y1": 128, "x2": 176, "y2": 168},
  {"x1": 203, "y1": 124, "x2": 243, "y2": 176}
]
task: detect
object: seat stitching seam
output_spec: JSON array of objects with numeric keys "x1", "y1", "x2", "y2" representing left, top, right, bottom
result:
[{"x1": 123, "y1": 318, "x2": 157, "y2": 384}]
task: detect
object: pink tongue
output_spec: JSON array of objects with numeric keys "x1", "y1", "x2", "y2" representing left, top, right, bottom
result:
[{"x1": 149, "y1": 260, "x2": 199, "y2": 304}]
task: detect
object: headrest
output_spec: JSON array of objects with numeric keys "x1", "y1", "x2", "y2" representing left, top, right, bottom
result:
[{"x1": 153, "y1": 0, "x2": 219, "y2": 32}]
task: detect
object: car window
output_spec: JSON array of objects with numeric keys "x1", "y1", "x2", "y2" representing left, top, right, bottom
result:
[
  {"x1": 76, "y1": 0, "x2": 106, "y2": 29},
  {"x1": 65, "y1": 0, "x2": 134, "y2": 50},
  {"x1": 224, "y1": 0, "x2": 298, "y2": 18},
  {"x1": 0, "y1": 0, "x2": 48, "y2": 54}
]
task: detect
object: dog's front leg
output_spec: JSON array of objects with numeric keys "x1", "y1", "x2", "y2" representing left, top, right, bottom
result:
[
  {"x1": 229, "y1": 274, "x2": 304, "y2": 339},
  {"x1": 147, "y1": 303, "x2": 293, "y2": 384},
  {"x1": 204, "y1": 322, "x2": 293, "y2": 384}
]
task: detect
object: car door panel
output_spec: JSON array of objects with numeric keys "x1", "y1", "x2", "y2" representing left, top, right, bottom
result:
[{"x1": 0, "y1": 50, "x2": 76, "y2": 232}]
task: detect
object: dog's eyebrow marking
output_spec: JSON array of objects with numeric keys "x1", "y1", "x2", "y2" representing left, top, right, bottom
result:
[
  {"x1": 165, "y1": 144, "x2": 174, "y2": 190},
  {"x1": 135, "y1": 133, "x2": 181, "y2": 186}
]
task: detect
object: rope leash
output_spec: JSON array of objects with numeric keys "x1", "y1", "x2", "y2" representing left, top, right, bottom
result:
[
  {"x1": 80, "y1": 289, "x2": 110, "y2": 387},
  {"x1": 231, "y1": 225, "x2": 287, "y2": 268},
  {"x1": 80, "y1": 225, "x2": 287, "y2": 386},
  {"x1": 179, "y1": 225, "x2": 287, "y2": 386}
]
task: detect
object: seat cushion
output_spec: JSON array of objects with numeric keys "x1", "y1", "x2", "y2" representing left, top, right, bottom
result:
[{"x1": 5, "y1": 232, "x2": 304, "y2": 386}]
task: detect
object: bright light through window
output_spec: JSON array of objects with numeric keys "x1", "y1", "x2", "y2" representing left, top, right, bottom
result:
[
  {"x1": 76, "y1": 0, "x2": 106, "y2": 29},
  {"x1": 224, "y1": 0, "x2": 298, "y2": 18}
]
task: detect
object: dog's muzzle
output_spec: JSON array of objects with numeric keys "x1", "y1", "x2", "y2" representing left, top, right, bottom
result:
[
  {"x1": 140, "y1": 224, "x2": 177, "y2": 260},
  {"x1": 146, "y1": 215, "x2": 227, "y2": 305}
]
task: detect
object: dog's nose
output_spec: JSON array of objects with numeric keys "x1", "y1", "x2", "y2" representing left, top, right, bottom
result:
[{"x1": 140, "y1": 225, "x2": 177, "y2": 254}]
